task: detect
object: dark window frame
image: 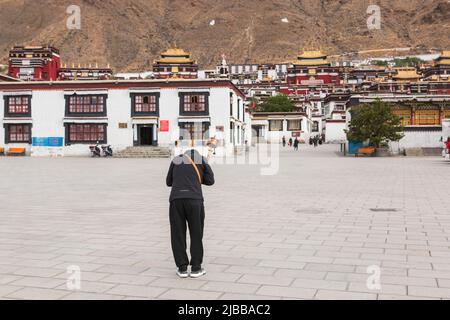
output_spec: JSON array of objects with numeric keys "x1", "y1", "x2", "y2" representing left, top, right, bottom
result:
[
  {"x1": 179, "y1": 92, "x2": 210, "y2": 116},
  {"x1": 64, "y1": 123, "x2": 108, "y2": 145},
  {"x1": 230, "y1": 122, "x2": 235, "y2": 144},
  {"x1": 312, "y1": 121, "x2": 320, "y2": 132},
  {"x1": 287, "y1": 119, "x2": 302, "y2": 131},
  {"x1": 237, "y1": 99, "x2": 241, "y2": 120},
  {"x1": 230, "y1": 93, "x2": 234, "y2": 117},
  {"x1": 130, "y1": 93, "x2": 160, "y2": 117},
  {"x1": 65, "y1": 94, "x2": 108, "y2": 117},
  {"x1": 4, "y1": 95, "x2": 32, "y2": 117},
  {"x1": 4, "y1": 123, "x2": 32, "y2": 143},
  {"x1": 269, "y1": 120, "x2": 283, "y2": 132}
]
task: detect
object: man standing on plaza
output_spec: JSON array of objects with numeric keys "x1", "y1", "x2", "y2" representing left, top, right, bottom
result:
[
  {"x1": 166, "y1": 149, "x2": 215, "y2": 278},
  {"x1": 294, "y1": 137, "x2": 299, "y2": 151}
]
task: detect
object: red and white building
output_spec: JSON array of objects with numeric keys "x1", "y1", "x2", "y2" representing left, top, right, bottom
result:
[
  {"x1": 286, "y1": 50, "x2": 341, "y2": 86},
  {"x1": 58, "y1": 64, "x2": 113, "y2": 81},
  {"x1": 152, "y1": 48, "x2": 198, "y2": 79},
  {"x1": 8, "y1": 46, "x2": 61, "y2": 81},
  {"x1": 0, "y1": 79, "x2": 247, "y2": 156}
]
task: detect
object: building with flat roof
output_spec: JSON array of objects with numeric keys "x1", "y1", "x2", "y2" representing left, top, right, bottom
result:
[
  {"x1": 287, "y1": 50, "x2": 341, "y2": 86},
  {"x1": 422, "y1": 50, "x2": 450, "y2": 82},
  {"x1": 348, "y1": 94, "x2": 450, "y2": 154},
  {"x1": 251, "y1": 111, "x2": 311, "y2": 145},
  {"x1": 152, "y1": 48, "x2": 198, "y2": 79},
  {"x1": 58, "y1": 64, "x2": 113, "y2": 81},
  {"x1": 8, "y1": 46, "x2": 61, "y2": 81},
  {"x1": 0, "y1": 79, "x2": 246, "y2": 157}
]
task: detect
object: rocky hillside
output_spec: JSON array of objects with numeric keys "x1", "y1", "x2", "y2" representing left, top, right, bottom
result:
[{"x1": 0, "y1": 0, "x2": 449, "y2": 71}]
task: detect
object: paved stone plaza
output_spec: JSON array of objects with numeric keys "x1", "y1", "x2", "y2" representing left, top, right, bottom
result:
[{"x1": 1, "y1": 144, "x2": 450, "y2": 300}]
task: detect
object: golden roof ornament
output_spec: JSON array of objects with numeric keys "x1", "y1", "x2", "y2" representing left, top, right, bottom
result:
[{"x1": 157, "y1": 47, "x2": 195, "y2": 64}]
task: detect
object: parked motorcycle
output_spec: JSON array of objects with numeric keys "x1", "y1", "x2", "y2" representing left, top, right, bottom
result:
[
  {"x1": 89, "y1": 142, "x2": 102, "y2": 157},
  {"x1": 101, "y1": 145, "x2": 113, "y2": 157}
]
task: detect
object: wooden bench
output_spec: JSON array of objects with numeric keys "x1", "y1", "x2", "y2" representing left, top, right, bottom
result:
[
  {"x1": 356, "y1": 147, "x2": 376, "y2": 157},
  {"x1": 7, "y1": 147, "x2": 26, "y2": 156}
]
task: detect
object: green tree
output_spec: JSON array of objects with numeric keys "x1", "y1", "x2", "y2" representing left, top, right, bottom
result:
[
  {"x1": 257, "y1": 94, "x2": 296, "y2": 112},
  {"x1": 393, "y1": 57, "x2": 423, "y2": 68},
  {"x1": 372, "y1": 60, "x2": 388, "y2": 67},
  {"x1": 345, "y1": 99, "x2": 404, "y2": 148},
  {"x1": 371, "y1": 57, "x2": 424, "y2": 68}
]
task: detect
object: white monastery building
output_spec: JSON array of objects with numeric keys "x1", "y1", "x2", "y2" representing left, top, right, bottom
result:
[{"x1": 0, "y1": 79, "x2": 247, "y2": 156}]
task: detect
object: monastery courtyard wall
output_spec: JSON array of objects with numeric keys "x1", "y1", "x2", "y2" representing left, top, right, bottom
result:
[{"x1": 1, "y1": 144, "x2": 450, "y2": 300}]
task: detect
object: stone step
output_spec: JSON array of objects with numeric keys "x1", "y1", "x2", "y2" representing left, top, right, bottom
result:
[
  {"x1": 117, "y1": 151, "x2": 169, "y2": 153},
  {"x1": 114, "y1": 146, "x2": 171, "y2": 158},
  {"x1": 117, "y1": 151, "x2": 170, "y2": 153},
  {"x1": 116, "y1": 155, "x2": 170, "y2": 157},
  {"x1": 122, "y1": 149, "x2": 168, "y2": 152},
  {"x1": 115, "y1": 151, "x2": 170, "y2": 155},
  {"x1": 116, "y1": 156, "x2": 169, "y2": 158},
  {"x1": 122, "y1": 147, "x2": 169, "y2": 150},
  {"x1": 115, "y1": 154, "x2": 170, "y2": 158}
]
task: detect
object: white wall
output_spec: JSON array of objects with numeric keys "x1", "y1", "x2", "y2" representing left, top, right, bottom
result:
[
  {"x1": 443, "y1": 120, "x2": 450, "y2": 141},
  {"x1": 391, "y1": 130, "x2": 443, "y2": 149},
  {"x1": 159, "y1": 88, "x2": 180, "y2": 147},
  {"x1": 105, "y1": 89, "x2": 133, "y2": 152},
  {"x1": 0, "y1": 85, "x2": 243, "y2": 157},
  {"x1": 326, "y1": 122, "x2": 347, "y2": 143},
  {"x1": 263, "y1": 117, "x2": 309, "y2": 143},
  {"x1": 31, "y1": 91, "x2": 65, "y2": 156}
]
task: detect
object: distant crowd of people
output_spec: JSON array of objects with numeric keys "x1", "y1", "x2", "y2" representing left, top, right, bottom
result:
[
  {"x1": 282, "y1": 134, "x2": 325, "y2": 151},
  {"x1": 309, "y1": 135, "x2": 324, "y2": 148},
  {"x1": 282, "y1": 136, "x2": 300, "y2": 151}
]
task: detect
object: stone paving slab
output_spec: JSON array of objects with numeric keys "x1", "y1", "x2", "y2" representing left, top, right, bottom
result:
[{"x1": 1, "y1": 144, "x2": 450, "y2": 300}]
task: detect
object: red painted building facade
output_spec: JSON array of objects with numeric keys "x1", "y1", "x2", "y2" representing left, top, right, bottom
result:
[
  {"x1": 286, "y1": 51, "x2": 341, "y2": 86},
  {"x1": 8, "y1": 46, "x2": 60, "y2": 81}
]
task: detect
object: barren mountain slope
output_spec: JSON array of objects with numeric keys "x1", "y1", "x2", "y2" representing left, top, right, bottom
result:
[{"x1": 0, "y1": 0, "x2": 449, "y2": 71}]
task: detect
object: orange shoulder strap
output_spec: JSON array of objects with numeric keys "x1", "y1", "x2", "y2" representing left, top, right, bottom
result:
[{"x1": 185, "y1": 155, "x2": 202, "y2": 184}]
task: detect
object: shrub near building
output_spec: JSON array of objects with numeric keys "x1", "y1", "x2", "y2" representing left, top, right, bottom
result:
[
  {"x1": 256, "y1": 94, "x2": 296, "y2": 113},
  {"x1": 345, "y1": 99, "x2": 404, "y2": 149}
]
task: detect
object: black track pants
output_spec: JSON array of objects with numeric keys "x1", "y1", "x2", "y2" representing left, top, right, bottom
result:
[{"x1": 169, "y1": 199, "x2": 205, "y2": 270}]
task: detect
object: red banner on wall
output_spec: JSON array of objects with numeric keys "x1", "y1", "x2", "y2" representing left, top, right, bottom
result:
[{"x1": 160, "y1": 120, "x2": 169, "y2": 132}]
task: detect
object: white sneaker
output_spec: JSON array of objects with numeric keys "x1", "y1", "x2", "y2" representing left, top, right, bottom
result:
[
  {"x1": 190, "y1": 269, "x2": 206, "y2": 278},
  {"x1": 177, "y1": 268, "x2": 189, "y2": 278}
]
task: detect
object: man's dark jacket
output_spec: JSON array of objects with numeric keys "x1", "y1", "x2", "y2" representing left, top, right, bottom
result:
[{"x1": 166, "y1": 150, "x2": 215, "y2": 202}]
